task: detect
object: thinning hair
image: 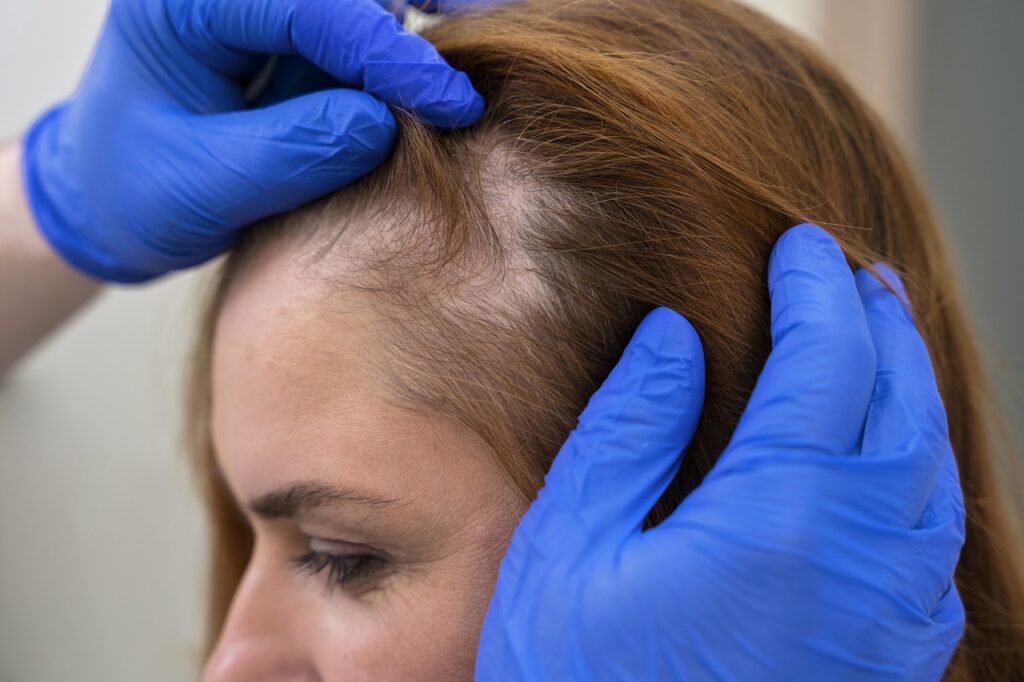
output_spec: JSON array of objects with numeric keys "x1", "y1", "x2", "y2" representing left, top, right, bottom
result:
[{"x1": 187, "y1": 1, "x2": 1024, "y2": 678}]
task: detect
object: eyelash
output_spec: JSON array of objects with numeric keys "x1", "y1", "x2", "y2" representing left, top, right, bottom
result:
[{"x1": 291, "y1": 548, "x2": 387, "y2": 593}]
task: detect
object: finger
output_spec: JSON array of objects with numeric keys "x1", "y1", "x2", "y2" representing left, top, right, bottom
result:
[
  {"x1": 725, "y1": 224, "x2": 876, "y2": 459},
  {"x1": 161, "y1": 89, "x2": 396, "y2": 268},
  {"x1": 179, "y1": 0, "x2": 484, "y2": 127},
  {"x1": 915, "y1": 444, "x2": 966, "y2": 609},
  {"x1": 930, "y1": 582, "x2": 966, "y2": 649},
  {"x1": 519, "y1": 307, "x2": 705, "y2": 548},
  {"x1": 856, "y1": 265, "x2": 949, "y2": 453},
  {"x1": 855, "y1": 266, "x2": 953, "y2": 520},
  {"x1": 916, "y1": 580, "x2": 966, "y2": 681},
  {"x1": 251, "y1": 57, "x2": 341, "y2": 107}
]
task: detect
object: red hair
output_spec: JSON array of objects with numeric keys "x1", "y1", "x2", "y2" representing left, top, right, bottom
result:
[{"x1": 188, "y1": 1, "x2": 1024, "y2": 677}]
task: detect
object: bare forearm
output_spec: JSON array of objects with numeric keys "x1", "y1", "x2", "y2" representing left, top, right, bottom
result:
[{"x1": 0, "y1": 139, "x2": 100, "y2": 376}]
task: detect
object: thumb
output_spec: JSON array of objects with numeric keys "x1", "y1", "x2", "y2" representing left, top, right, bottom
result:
[
  {"x1": 188, "y1": 87, "x2": 396, "y2": 239},
  {"x1": 523, "y1": 307, "x2": 705, "y2": 549}
]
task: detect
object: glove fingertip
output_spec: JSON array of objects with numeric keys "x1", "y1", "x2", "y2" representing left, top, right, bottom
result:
[
  {"x1": 635, "y1": 306, "x2": 704, "y2": 373},
  {"x1": 867, "y1": 262, "x2": 911, "y2": 307},
  {"x1": 404, "y1": 72, "x2": 485, "y2": 129},
  {"x1": 449, "y1": 87, "x2": 486, "y2": 128},
  {"x1": 855, "y1": 265, "x2": 914, "y2": 326},
  {"x1": 608, "y1": 306, "x2": 705, "y2": 433},
  {"x1": 767, "y1": 223, "x2": 846, "y2": 293},
  {"x1": 288, "y1": 89, "x2": 398, "y2": 161}
]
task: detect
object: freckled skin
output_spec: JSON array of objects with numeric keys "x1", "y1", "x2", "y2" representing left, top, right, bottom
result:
[{"x1": 203, "y1": 238, "x2": 528, "y2": 681}]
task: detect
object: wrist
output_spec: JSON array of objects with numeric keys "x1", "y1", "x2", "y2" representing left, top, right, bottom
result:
[
  {"x1": 0, "y1": 137, "x2": 101, "y2": 374},
  {"x1": 0, "y1": 139, "x2": 55, "y2": 264}
]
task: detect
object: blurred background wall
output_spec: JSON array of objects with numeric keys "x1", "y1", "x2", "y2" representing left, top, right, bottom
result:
[
  {"x1": 0, "y1": 3, "x2": 209, "y2": 680},
  {"x1": 918, "y1": 0, "x2": 1024, "y2": 459},
  {"x1": 1, "y1": 1, "x2": 1021, "y2": 680}
]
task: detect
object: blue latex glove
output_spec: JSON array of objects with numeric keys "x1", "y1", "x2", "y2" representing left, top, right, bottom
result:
[
  {"x1": 21, "y1": 0, "x2": 484, "y2": 283},
  {"x1": 477, "y1": 224, "x2": 966, "y2": 681}
]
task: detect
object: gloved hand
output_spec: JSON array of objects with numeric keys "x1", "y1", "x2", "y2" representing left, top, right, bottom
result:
[
  {"x1": 21, "y1": 0, "x2": 484, "y2": 283},
  {"x1": 477, "y1": 224, "x2": 966, "y2": 681}
]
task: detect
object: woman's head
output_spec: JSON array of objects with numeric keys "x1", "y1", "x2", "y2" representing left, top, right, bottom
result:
[
  {"x1": 190, "y1": 0, "x2": 1024, "y2": 679},
  {"x1": 202, "y1": 236, "x2": 527, "y2": 678}
]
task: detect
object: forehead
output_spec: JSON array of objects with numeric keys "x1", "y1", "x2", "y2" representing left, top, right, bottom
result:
[{"x1": 209, "y1": 238, "x2": 508, "y2": 510}]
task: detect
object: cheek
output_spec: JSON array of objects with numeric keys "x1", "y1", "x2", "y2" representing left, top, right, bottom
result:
[
  {"x1": 316, "y1": 587, "x2": 480, "y2": 681},
  {"x1": 316, "y1": 511, "x2": 524, "y2": 680}
]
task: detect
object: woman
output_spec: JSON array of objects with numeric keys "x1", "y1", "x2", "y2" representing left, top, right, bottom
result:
[{"x1": 189, "y1": 0, "x2": 1024, "y2": 678}]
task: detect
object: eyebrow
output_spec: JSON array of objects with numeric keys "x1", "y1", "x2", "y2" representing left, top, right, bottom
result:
[{"x1": 249, "y1": 482, "x2": 400, "y2": 519}]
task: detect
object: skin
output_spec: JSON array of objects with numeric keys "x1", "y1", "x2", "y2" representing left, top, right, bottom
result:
[
  {"x1": 0, "y1": 140, "x2": 99, "y2": 375},
  {"x1": 204, "y1": 236, "x2": 528, "y2": 681}
]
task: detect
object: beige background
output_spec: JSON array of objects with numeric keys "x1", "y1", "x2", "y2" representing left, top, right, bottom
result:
[
  {"x1": 0, "y1": 3, "x2": 208, "y2": 679},
  {"x1": 1, "y1": 1, "x2": 1020, "y2": 680}
]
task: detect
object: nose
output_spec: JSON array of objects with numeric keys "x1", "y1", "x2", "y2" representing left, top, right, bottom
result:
[{"x1": 203, "y1": 555, "x2": 319, "y2": 682}]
